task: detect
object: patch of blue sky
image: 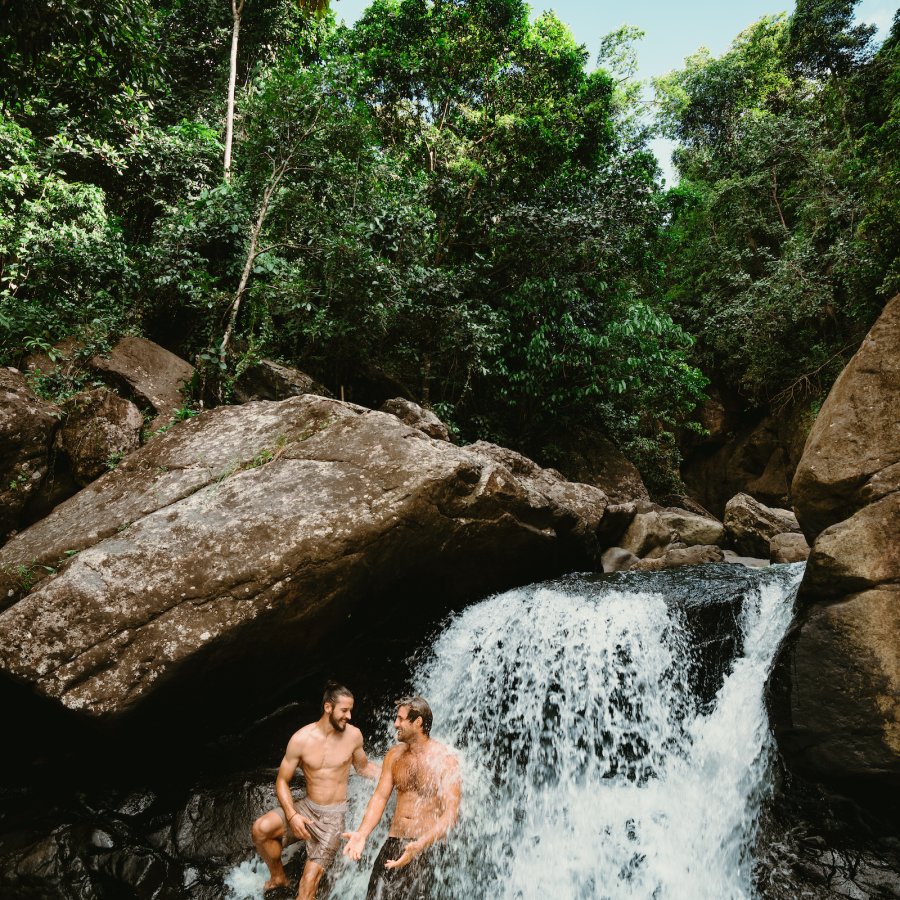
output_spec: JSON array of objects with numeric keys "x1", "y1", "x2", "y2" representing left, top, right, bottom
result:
[{"x1": 332, "y1": 0, "x2": 896, "y2": 185}]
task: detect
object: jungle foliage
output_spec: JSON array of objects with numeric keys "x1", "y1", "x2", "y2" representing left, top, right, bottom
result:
[
  {"x1": 656, "y1": 0, "x2": 899, "y2": 407},
  {"x1": 0, "y1": 0, "x2": 896, "y2": 490}
]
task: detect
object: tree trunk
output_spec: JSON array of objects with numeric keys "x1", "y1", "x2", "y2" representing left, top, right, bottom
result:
[
  {"x1": 219, "y1": 162, "x2": 287, "y2": 366},
  {"x1": 224, "y1": 0, "x2": 244, "y2": 182}
]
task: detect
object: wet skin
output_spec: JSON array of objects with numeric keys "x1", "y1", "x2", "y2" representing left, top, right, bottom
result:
[
  {"x1": 342, "y1": 705, "x2": 461, "y2": 871},
  {"x1": 251, "y1": 697, "x2": 379, "y2": 899}
]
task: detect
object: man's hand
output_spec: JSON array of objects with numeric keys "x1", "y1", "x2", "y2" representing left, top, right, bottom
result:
[
  {"x1": 384, "y1": 839, "x2": 424, "y2": 870},
  {"x1": 289, "y1": 813, "x2": 313, "y2": 841},
  {"x1": 341, "y1": 831, "x2": 366, "y2": 861}
]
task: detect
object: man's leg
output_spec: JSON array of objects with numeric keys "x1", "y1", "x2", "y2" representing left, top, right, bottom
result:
[
  {"x1": 251, "y1": 810, "x2": 289, "y2": 891},
  {"x1": 297, "y1": 859, "x2": 325, "y2": 900}
]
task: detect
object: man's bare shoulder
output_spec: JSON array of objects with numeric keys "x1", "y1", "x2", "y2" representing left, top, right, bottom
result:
[
  {"x1": 286, "y1": 722, "x2": 318, "y2": 750},
  {"x1": 385, "y1": 742, "x2": 409, "y2": 765},
  {"x1": 427, "y1": 740, "x2": 460, "y2": 772},
  {"x1": 426, "y1": 738, "x2": 455, "y2": 757},
  {"x1": 344, "y1": 723, "x2": 364, "y2": 745}
]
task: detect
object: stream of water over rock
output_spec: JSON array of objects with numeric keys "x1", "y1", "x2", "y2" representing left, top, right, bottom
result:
[{"x1": 227, "y1": 563, "x2": 804, "y2": 900}]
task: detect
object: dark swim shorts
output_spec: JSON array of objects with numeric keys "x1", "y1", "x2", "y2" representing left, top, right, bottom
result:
[{"x1": 365, "y1": 837, "x2": 435, "y2": 900}]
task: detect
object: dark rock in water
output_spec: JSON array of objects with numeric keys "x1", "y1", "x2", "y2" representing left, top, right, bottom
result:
[
  {"x1": 0, "y1": 396, "x2": 607, "y2": 731},
  {"x1": 755, "y1": 778, "x2": 900, "y2": 900},
  {"x1": 769, "y1": 295, "x2": 900, "y2": 805},
  {"x1": 557, "y1": 564, "x2": 786, "y2": 709},
  {"x1": 0, "y1": 772, "x2": 277, "y2": 899},
  {"x1": 0, "y1": 818, "x2": 183, "y2": 900}
]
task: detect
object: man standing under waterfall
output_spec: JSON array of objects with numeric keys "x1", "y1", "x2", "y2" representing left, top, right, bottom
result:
[
  {"x1": 342, "y1": 695, "x2": 461, "y2": 899},
  {"x1": 251, "y1": 682, "x2": 380, "y2": 899}
]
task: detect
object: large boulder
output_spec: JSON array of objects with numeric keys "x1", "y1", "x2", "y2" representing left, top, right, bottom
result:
[
  {"x1": 90, "y1": 336, "x2": 193, "y2": 431},
  {"x1": 723, "y1": 492, "x2": 801, "y2": 558},
  {"x1": 657, "y1": 507, "x2": 726, "y2": 547},
  {"x1": 769, "y1": 532, "x2": 810, "y2": 564},
  {"x1": 232, "y1": 359, "x2": 330, "y2": 403},
  {"x1": 0, "y1": 396, "x2": 607, "y2": 720},
  {"x1": 0, "y1": 368, "x2": 59, "y2": 541},
  {"x1": 380, "y1": 397, "x2": 451, "y2": 442},
  {"x1": 769, "y1": 295, "x2": 900, "y2": 800},
  {"x1": 618, "y1": 503, "x2": 675, "y2": 558},
  {"x1": 791, "y1": 295, "x2": 900, "y2": 542},
  {"x1": 56, "y1": 388, "x2": 144, "y2": 486}
]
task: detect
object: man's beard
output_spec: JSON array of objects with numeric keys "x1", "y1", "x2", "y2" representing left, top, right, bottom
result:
[{"x1": 330, "y1": 711, "x2": 346, "y2": 731}]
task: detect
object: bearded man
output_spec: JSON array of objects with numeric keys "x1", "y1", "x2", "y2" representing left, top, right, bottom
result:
[
  {"x1": 342, "y1": 695, "x2": 461, "y2": 900},
  {"x1": 251, "y1": 682, "x2": 380, "y2": 899}
]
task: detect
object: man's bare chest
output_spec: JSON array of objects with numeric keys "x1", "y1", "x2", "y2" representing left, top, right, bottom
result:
[
  {"x1": 393, "y1": 754, "x2": 440, "y2": 797},
  {"x1": 302, "y1": 736, "x2": 353, "y2": 774}
]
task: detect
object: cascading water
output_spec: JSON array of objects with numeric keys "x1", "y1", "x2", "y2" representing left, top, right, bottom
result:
[{"x1": 227, "y1": 563, "x2": 803, "y2": 900}]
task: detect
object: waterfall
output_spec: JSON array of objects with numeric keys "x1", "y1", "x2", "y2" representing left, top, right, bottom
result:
[{"x1": 227, "y1": 564, "x2": 803, "y2": 900}]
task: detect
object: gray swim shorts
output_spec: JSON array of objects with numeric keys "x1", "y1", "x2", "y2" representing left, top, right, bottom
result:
[{"x1": 275, "y1": 796, "x2": 348, "y2": 868}]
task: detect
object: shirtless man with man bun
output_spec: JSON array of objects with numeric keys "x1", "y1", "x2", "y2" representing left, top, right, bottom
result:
[
  {"x1": 342, "y1": 696, "x2": 461, "y2": 900},
  {"x1": 251, "y1": 682, "x2": 380, "y2": 899}
]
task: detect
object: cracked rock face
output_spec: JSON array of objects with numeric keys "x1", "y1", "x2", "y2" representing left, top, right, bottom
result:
[
  {"x1": 0, "y1": 395, "x2": 607, "y2": 719},
  {"x1": 769, "y1": 295, "x2": 900, "y2": 795}
]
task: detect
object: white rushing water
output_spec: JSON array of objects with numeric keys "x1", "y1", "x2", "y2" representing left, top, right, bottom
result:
[{"x1": 227, "y1": 565, "x2": 803, "y2": 900}]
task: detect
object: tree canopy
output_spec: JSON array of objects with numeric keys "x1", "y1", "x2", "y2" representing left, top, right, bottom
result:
[{"x1": 1, "y1": 0, "x2": 897, "y2": 493}]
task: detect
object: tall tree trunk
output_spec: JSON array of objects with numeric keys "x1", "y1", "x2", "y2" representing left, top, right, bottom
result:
[
  {"x1": 219, "y1": 162, "x2": 288, "y2": 366},
  {"x1": 224, "y1": 0, "x2": 244, "y2": 182}
]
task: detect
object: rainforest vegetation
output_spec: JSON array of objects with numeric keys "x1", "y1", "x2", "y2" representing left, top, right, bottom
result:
[{"x1": 1, "y1": 0, "x2": 897, "y2": 490}]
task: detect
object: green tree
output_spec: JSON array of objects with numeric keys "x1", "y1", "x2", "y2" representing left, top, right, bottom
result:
[{"x1": 656, "y1": 4, "x2": 892, "y2": 407}]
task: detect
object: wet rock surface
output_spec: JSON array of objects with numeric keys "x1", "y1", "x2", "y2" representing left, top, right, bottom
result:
[{"x1": 755, "y1": 781, "x2": 900, "y2": 900}]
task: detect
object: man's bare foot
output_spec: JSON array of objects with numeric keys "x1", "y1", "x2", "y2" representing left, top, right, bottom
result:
[{"x1": 263, "y1": 875, "x2": 289, "y2": 890}]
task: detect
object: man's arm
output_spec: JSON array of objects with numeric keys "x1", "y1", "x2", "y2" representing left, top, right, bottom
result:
[
  {"x1": 351, "y1": 731, "x2": 381, "y2": 780},
  {"x1": 276, "y1": 731, "x2": 314, "y2": 841},
  {"x1": 341, "y1": 746, "x2": 399, "y2": 860},
  {"x1": 384, "y1": 754, "x2": 461, "y2": 870}
]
